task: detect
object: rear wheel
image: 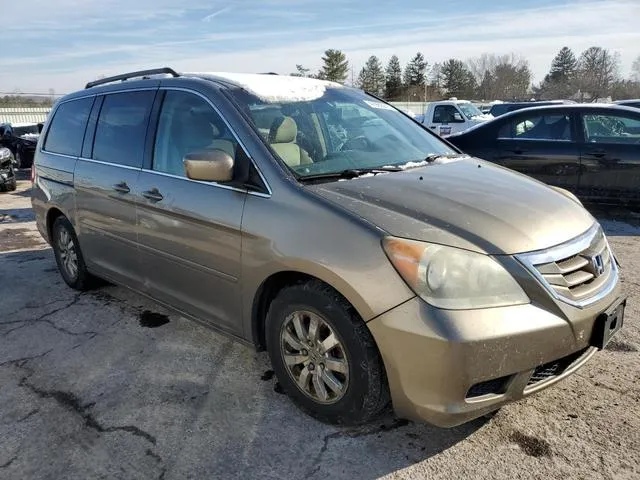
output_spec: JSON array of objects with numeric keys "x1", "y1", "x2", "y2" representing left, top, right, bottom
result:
[
  {"x1": 51, "y1": 216, "x2": 96, "y2": 290},
  {"x1": 265, "y1": 281, "x2": 389, "y2": 425}
]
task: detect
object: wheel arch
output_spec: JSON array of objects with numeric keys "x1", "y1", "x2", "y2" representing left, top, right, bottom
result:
[
  {"x1": 46, "y1": 207, "x2": 66, "y2": 241},
  {"x1": 250, "y1": 270, "x2": 367, "y2": 351}
]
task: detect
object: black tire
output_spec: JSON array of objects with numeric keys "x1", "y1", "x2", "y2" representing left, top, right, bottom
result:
[
  {"x1": 265, "y1": 280, "x2": 389, "y2": 425},
  {"x1": 15, "y1": 149, "x2": 23, "y2": 169},
  {"x1": 51, "y1": 216, "x2": 96, "y2": 291},
  {"x1": 6, "y1": 177, "x2": 16, "y2": 191}
]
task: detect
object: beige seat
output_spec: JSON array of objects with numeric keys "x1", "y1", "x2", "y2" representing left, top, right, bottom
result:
[{"x1": 268, "y1": 116, "x2": 312, "y2": 167}]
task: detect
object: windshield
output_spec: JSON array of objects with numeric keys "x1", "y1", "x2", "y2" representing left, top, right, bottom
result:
[
  {"x1": 13, "y1": 125, "x2": 40, "y2": 136},
  {"x1": 228, "y1": 86, "x2": 456, "y2": 178},
  {"x1": 457, "y1": 103, "x2": 483, "y2": 120}
]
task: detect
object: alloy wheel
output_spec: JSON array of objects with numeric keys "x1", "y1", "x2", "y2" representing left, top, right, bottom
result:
[
  {"x1": 280, "y1": 310, "x2": 349, "y2": 404},
  {"x1": 57, "y1": 228, "x2": 78, "y2": 280}
]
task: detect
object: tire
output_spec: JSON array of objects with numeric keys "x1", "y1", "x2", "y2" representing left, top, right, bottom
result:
[
  {"x1": 265, "y1": 280, "x2": 389, "y2": 425},
  {"x1": 6, "y1": 177, "x2": 16, "y2": 191},
  {"x1": 51, "y1": 216, "x2": 96, "y2": 291}
]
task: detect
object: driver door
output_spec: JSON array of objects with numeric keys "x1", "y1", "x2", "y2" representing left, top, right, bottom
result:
[
  {"x1": 135, "y1": 89, "x2": 248, "y2": 334},
  {"x1": 578, "y1": 110, "x2": 640, "y2": 203}
]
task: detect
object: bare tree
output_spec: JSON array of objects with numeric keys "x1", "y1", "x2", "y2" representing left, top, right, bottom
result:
[
  {"x1": 576, "y1": 47, "x2": 620, "y2": 101},
  {"x1": 631, "y1": 55, "x2": 640, "y2": 82},
  {"x1": 469, "y1": 53, "x2": 531, "y2": 100}
]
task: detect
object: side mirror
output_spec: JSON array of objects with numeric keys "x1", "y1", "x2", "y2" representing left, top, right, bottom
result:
[
  {"x1": 183, "y1": 149, "x2": 234, "y2": 182},
  {"x1": 37, "y1": 123, "x2": 44, "y2": 133}
]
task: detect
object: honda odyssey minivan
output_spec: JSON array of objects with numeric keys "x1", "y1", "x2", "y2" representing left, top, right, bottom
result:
[{"x1": 32, "y1": 68, "x2": 625, "y2": 427}]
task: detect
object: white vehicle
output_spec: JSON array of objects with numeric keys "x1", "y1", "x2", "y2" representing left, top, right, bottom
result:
[{"x1": 420, "y1": 99, "x2": 492, "y2": 136}]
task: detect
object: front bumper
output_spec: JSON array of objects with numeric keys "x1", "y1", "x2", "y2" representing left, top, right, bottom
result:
[
  {"x1": 0, "y1": 163, "x2": 15, "y2": 185},
  {"x1": 368, "y1": 286, "x2": 622, "y2": 427}
]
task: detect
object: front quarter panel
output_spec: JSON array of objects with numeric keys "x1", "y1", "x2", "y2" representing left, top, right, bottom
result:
[{"x1": 240, "y1": 181, "x2": 416, "y2": 341}]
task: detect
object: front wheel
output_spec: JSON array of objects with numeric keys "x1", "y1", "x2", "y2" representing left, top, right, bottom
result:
[
  {"x1": 15, "y1": 149, "x2": 23, "y2": 169},
  {"x1": 265, "y1": 281, "x2": 389, "y2": 425}
]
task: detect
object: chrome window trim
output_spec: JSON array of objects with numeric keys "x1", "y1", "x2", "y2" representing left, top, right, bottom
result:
[
  {"x1": 158, "y1": 86, "x2": 272, "y2": 198},
  {"x1": 515, "y1": 223, "x2": 619, "y2": 308},
  {"x1": 40, "y1": 150, "x2": 77, "y2": 160},
  {"x1": 140, "y1": 167, "x2": 249, "y2": 195},
  {"x1": 78, "y1": 157, "x2": 142, "y2": 171},
  {"x1": 496, "y1": 137, "x2": 574, "y2": 143}
]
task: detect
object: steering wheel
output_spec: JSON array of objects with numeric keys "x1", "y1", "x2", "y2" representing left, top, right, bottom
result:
[{"x1": 340, "y1": 135, "x2": 373, "y2": 151}]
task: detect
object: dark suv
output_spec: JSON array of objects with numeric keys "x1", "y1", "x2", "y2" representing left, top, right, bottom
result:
[{"x1": 0, "y1": 122, "x2": 43, "y2": 168}]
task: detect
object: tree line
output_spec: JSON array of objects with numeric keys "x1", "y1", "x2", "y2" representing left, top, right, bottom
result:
[{"x1": 293, "y1": 47, "x2": 640, "y2": 102}]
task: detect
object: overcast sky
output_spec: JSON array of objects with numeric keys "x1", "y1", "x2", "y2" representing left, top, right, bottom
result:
[{"x1": 0, "y1": 0, "x2": 638, "y2": 94}]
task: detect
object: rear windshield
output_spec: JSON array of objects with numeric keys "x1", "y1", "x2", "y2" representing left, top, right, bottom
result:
[{"x1": 228, "y1": 86, "x2": 454, "y2": 177}]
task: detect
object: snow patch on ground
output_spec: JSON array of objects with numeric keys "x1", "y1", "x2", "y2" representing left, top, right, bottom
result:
[{"x1": 187, "y1": 72, "x2": 342, "y2": 103}]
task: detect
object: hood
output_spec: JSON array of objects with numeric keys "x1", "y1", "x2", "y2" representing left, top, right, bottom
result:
[{"x1": 307, "y1": 158, "x2": 595, "y2": 255}]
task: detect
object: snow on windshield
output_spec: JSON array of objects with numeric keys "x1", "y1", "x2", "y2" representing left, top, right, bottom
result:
[
  {"x1": 457, "y1": 103, "x2": 483, "y2": 119},
  {"x1": 188, "y1": 72, "x2": 343, "y2": 103}
]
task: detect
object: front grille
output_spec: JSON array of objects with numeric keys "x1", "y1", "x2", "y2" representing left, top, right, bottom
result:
[
  {"x1": 527, "y1": 348, "x2": 589, "y2": 386},
  {"x1": 517, "y1": 225, "x2": 617, "y2": 307}
]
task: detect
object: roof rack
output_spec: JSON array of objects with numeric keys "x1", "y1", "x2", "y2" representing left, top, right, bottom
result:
[{"x1": 85, "y1": 68, "x2": 179, "y2": 89}]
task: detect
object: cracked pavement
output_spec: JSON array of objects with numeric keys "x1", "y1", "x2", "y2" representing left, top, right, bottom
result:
[{"x1": 1, "y1": 174, "x2": 639, "y2": 479}]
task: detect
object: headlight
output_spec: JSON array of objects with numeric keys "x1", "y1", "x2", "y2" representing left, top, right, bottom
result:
[{"x1": 383, "y1": 237, "x2": 529, "y2": 309}]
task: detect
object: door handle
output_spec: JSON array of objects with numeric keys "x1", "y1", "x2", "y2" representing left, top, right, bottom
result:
[
  {"x1": 511, "y1": 147, "x2": 525, "y2": 155},
  {"x1": 142, "y1": 188, "x2": 164, "y2": 202},
  {"x1": 429, "y1": 126, "x2": 437, "y2": 130},
  {"x1": 587, "y1": 150, "x2": 606, "y2": 158},
  {"x1": 112, "y1": 182, "x2": 130, "y2": 194}
]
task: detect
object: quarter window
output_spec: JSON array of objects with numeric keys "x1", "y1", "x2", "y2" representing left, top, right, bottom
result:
[
  {"x1": 582, "y1": 114, "x2": 640, "y2": 144},
  {"x1": 153, "y1": 91, "x2": 239, "y2": 177},
  {"x1": 93, "y1": 91, "x2": 155, "y2": 168},
  {"x1": 44, "y1": 97, "x2": 94, "y2": 156},
  {"x1": 498, "y1": 114, "x2": 572, "y2": 141}
]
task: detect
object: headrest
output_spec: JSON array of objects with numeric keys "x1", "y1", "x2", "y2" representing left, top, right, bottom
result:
[{"x1": 269, "y1": 116, "x2": 297, "y2": 144}]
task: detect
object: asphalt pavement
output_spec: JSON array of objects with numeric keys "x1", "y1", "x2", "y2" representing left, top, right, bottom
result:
[{"x1": 1, "y1": 172, "x2": 639, "y2": 479}]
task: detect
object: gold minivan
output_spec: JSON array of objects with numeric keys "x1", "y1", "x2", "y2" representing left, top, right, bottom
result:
[{"x1": 32, "y1": 69, "x2": 625, "y2": 427}]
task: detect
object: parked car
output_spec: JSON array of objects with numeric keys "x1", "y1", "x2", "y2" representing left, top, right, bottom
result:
[
  {"x1": 448, "y1": 104, "x2": 640, "y2": 204},
  {"x1": 418, "y1": 99, "x2": 493, "y2": 136},
  {"x1": 0, "y1": 147, "x2": 17, "y2": 192},
  {"x1": 0, "y1": 122, "x2": 42, "y2": 168},
  {"x1": 33, "y1": 68, "x2": 624, "y2": 427},
  {"x1": 615, "y1": 99, "x2": 640, "y2": 109},
  {"x1": 489, "y1": 100, "x2": 574, "y2": 117}
]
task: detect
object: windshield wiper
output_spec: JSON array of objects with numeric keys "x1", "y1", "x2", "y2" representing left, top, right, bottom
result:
[{"x1": 299, "y1": 166, "x2": 403, "y2": 182}]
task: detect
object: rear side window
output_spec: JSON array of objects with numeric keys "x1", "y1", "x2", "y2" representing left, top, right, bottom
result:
[
  {"x1": 44, "y1": 97, "x2": 93, "y2": 156},
  {"x1": 93, "y1": 91, "x2": 155, "y2": 168},
  {"x1": 498, "y1": 114, "x2": 572, "y2": 141}
]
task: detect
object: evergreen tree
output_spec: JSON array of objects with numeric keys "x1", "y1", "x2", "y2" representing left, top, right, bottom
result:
[
  {"x1": 403, "y1": 52, "x2": 427, "y2": 86},
  {"x1": 291, "y1": 64, "x2": 311, "y2": 77},
  {"x1": 549, "y1": 47, "x2": 578, "y2": 83},
  {"x1": 319, "y1": 49, "x2": 349, "y2": 84},
  {"x1": 384, "y1": 55, "x2": 403, "y2": 99},
  {"x1": 357, "y1": 55, "x2": 385, "y2": 96},
  {"x1": 536, "y1": 47, "x2": 579, "y2": 99},
  {"x1": 440, "y1": 59, "x2": 477, "y2": 98}
]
